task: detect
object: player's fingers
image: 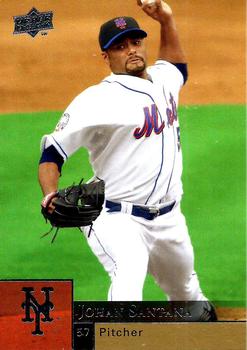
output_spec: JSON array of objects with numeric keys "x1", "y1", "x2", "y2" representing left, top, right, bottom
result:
[
  {"x1": 137, "y1": 0, "x2": 155, "y2": 8},
  {"x1": 47, "y1": 202, "x2": 55, "y2": 214},
  {"x1": 139, "y1": 0, "x2": 160, "y2": 16},
  {"x1": 142, "y1": 5, "x2": 157, "y2": 16},
  {"x1": 41, "y1": 191, "x2": 57, "y2": 212}
]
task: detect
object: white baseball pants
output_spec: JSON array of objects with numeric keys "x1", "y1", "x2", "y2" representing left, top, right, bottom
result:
[{"x1": 83, "y1": 203, "x2": 206, "y2": 301}]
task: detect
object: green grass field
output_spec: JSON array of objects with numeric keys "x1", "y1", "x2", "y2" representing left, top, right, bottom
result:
[{"x1": 0, "y1": 105, "x2": 245, "y2": 305}]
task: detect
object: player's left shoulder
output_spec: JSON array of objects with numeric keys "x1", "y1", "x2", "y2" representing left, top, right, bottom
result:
[
  {"x1": 148, "y1": 60, "x2": 187, "y2": 86},
  {"x1": 148, "y1": 59, "x2": 180, "y2": 74}
]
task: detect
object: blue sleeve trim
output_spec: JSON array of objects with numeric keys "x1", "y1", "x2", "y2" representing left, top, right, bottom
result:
[
  {"x1": 51, "y1": 136, "x2": 68, "y2": 159},
  {"x1": 172, "y1": 63, "x2": 188, "y2": 84},
  {"x1": 39, "y1": 145, "x2": 64, "y2": 173}
]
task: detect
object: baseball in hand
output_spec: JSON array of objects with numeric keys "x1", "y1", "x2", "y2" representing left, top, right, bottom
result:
[
  {"x1": 141, "y1": 0, "x2": 156, "y2": 5},
  {"x1": 140, "y1": 0, "x2": 158, "y2": 11}
]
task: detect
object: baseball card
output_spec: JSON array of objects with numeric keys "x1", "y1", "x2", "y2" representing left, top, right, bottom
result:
[{"x1": 0, "y1": 1, "x2": 245, "y2": 349}]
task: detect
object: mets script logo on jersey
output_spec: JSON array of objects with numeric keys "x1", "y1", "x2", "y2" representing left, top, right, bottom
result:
[{"x1": 134, "y1": 93, "x2": 177, "y2": 139}]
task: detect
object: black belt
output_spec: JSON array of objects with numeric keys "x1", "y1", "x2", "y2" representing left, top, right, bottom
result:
[{"x1": 105, "y1": 200, "x2": 176, "y2": 220}]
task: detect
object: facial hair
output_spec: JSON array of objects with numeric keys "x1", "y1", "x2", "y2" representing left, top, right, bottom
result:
[{"x1": 125, "y1": 56, "x2": 146, "y2": 76}]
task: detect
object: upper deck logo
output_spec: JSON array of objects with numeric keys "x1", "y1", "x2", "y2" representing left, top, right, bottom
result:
[
  {"x1": 13, "y1": 8, "x2": 53, "y2": 37},
  {"x1": 21, "y1": 286, "x2": 54, "y2": 335}
]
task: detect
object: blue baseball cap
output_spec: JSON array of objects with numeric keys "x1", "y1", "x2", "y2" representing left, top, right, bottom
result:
[{"x1": 99, "y1": 16, "x2": 147, "y2": 51}]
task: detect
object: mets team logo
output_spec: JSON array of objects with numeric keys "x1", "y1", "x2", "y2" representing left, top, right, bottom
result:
[
  {"x1": 114, "y1": 18, "x2": 127, "y2": 29},
  {"x1": 134, "y1": 93, "x2": 177, "y2": 139}
]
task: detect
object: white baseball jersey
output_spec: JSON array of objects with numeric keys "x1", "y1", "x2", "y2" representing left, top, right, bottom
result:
[{"x1": 41, "y1": 60, "x2": 184, "y2": 206}]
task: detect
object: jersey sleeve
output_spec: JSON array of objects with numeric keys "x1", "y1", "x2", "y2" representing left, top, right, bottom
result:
[{"x1": 40, "y1": 86, "x2": 99, "y2": 160}]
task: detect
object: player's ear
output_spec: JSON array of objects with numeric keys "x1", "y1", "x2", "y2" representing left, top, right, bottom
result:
[{"x1": 101, "y1": 51, "x2": 110, "y2": 66}]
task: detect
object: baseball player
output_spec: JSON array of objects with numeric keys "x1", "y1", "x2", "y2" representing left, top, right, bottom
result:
[{"x1": 38, "y1": 0, "x2": 217, "y2": 317}]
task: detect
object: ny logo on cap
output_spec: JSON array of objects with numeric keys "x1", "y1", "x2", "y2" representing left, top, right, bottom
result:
[{"x1": 114, "y1": 17, "x2": 127, "y2": 29}]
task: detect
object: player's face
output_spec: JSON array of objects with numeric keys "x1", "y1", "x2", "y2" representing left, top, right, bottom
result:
[{"x1": 102, "y1": 36, "x2": 148, "y2": 78}]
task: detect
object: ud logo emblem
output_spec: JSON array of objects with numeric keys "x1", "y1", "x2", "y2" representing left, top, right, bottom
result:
[
  {"x1": 13, "y1": 8, "x2": 54, "y2": 37},
  {"x1": 21, "y1": 287, "x2": 54, "y2": 335}
]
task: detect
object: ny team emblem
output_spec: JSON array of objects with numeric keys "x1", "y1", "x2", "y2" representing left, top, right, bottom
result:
[
  {"x1": 21, "y1": 286, "x2": 54, "y2": 335},
  {"x1": 114, "y1": 17, "x2": 127, "y2": 29}
]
